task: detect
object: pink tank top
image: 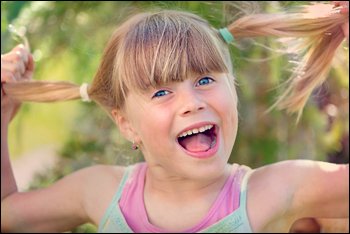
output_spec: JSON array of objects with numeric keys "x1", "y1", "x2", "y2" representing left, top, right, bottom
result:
[{"x1": 118, "y1": 163, "x2": 249, "y2": 233}]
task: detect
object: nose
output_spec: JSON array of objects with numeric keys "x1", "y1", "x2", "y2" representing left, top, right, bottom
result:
[{"x1": 179, "y1": 88, "x2": 207, "y2": 116}]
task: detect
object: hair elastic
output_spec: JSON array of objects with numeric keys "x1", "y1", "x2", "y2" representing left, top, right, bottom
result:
[
  {"x1": 80, "y1": 83, "x2": 91, "y2": 102},
  {"x1": 218, "y1": 28, "x2": 234, "y2": 44}
]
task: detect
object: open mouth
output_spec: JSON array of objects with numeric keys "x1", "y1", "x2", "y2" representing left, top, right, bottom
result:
[{"x1": 177, "y1": 124, "x2": 217, "y2": 154}]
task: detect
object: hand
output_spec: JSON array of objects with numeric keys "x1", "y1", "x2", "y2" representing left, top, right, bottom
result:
[
  {"x1": 1, "y1": 44, "x2": 34, "y2": 124},
  {"x1": 333, "y1": 1, "x2": 349, "y2": 42}
]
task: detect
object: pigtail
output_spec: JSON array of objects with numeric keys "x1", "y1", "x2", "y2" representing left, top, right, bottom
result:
[
  {"x1": 3, "y1": 81, "x2": 82, "y2": 102},
  {"x1": 225, "y1": 3, "x2": 348, "y2": 120}
]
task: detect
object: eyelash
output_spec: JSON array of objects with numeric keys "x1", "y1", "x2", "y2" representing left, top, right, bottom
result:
[
  {"x1": 151, "y1": 76, "x2": 215, "y2": 99},
  {"x1": 196, "y1": 76, "x2": 215, "y2": 86},
  {"x1": 152, "y1": 90, "x2": 170, "y2": 98}
]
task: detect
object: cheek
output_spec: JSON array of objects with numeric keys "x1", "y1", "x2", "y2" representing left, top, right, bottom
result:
[
  {"x1": 126, "y1": 95, "x2": 168, "y2": 130},
  {"x1": 223, "y1": 98, "x2": 238, "y2": 137},
  {"x1": 212, "y1": 86, "x2": 238, "y2": 122},
  {"x1": 210, "y1": 86, "x2": 238, "y2": 139},
  {"x1": 138, "y1": 106, "x2": 173, "y2": 142}
]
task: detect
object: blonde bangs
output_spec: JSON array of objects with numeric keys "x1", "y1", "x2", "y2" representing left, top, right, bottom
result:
[{"x1": 116, "y1": 11, "x2": 229, "y2": 98}]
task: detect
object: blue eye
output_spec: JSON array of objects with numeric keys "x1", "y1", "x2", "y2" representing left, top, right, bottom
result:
[
  {"x1": 197, "y1": 77, "x2": 214, "y2": 86},
  {"x1": 152, "y1": 90, "x2": 170, "y2": 98}
]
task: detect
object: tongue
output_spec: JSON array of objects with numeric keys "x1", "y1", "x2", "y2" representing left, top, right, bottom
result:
[{"x1": 181, "y1": 133, "x2": 212, "y2": 152}]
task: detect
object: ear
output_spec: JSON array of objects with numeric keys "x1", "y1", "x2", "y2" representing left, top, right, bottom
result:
[{"x1": 111, "y1": 109, "x2": 138, "y2": 142}]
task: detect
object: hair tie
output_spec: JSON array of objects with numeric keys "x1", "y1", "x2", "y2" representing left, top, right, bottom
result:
[
  {"x1": 80, "y1": 83, "x2": 91, "y2": 102},
  {"x1": 218, "y1": 28, "x2": 234, "y2": 44}
]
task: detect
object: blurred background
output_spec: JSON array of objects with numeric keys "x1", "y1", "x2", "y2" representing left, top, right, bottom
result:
[{"x1": 1, "y1": 1, "x2": 349, "y2": 233}]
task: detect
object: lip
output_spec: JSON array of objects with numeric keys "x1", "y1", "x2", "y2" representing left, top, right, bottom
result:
[{"x1": 176, "y1": 122, "x2": 219, "y2": 159}]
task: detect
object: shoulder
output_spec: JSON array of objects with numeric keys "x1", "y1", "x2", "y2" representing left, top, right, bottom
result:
[
  {"x1": 78, "y1": 164, "x2": 127, "y2": 225},
  {"x1": 82, "y1": 164, "x2": 126, "y2": 183},
  {"x1": 246, "y1": 160, "x2": 349, "y2": 232},
  {"x1": 245, "y1": 160, "x2": 304, "y2": 232},
  {"x1": 243, "y1": 161, "x2": 293, "y2": 230},
  {"x1": 0, "y1": 164, "x2": 129, "y2": 232}
]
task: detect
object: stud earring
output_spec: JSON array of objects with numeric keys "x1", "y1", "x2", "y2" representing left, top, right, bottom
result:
[{"x1": 132, "y1": 141, "x2": 139, "y2": 150}]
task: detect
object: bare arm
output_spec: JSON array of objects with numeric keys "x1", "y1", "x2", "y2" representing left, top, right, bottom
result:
[
  {"x1": 1, "y1": 123, "x2": 18, "y2": 200},
  {"x1": 1, "y1": 168, "x2": 90, "y2": 232},
  {"x1": 1, "y1": 45, "x2": 124, "y2": 232},
  {"x1": 290, "y1": 160, "x2": 349, "y2": 218},
  {"x1": 2, "y1": 112, "x2": 85, "y2": 232},
  {"x1": 247, "y1": 160, "x2": 349, "y2": 232},
  {"x1": 1, "y1": 44, "x2": 33, "y2": 201},
  {"x1": 1, "y1": 62, "x2": 89, "y2": 232},
  {"x1": 2, "y1": 150, "x2": 124, "y2": 232}
]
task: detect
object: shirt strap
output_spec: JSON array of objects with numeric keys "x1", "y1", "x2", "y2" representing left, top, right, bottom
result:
[{"x1": 98, "y1": 164, "x2": 135, "y2": 230}]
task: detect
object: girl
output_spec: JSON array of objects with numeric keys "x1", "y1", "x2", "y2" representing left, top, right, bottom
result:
[{"x1": 1, "y1": 2, "x2": 349, "y2": 233}]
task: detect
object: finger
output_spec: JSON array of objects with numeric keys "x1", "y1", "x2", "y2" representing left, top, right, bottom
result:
[
  {"x1": 3, "y1": 45, "x2": 29, "y2": 65},
  {"x1": 1, "y1": 58, "x2": 22, "y2": 82},
  {"x1": 1, "y1": 70, "x2": 16, "y2": 83},
  {"x1": 15, "y1": 51, "x2": 26, "y2": 74},
  {"x1": 1, "y1": 45, "x2": 34, "y2": 81},
  {"x1": 14, "y1": 54, "x2": 26, "y2": 75},
  {"x1": 2, "y1": 50, "x2": 28, "y2": 78},
  {"x1": 13, "y1": 44, "x2": 29, "y2": 64},
  {"x1": 2, "y1": 49, "x2": 23, "y2": 65},
  {"x1": 1, "y1": 70, "x2": 17, "y2": 97},
  {"x1": 19, "y1": 53, "x2": 35, "y2": 81},
  {"x1": 25, "y1": 52, "x2": 34, "y2": 71},
  {"x1": 2, "y1": 59, "x2": 25, "y2": 77},
  {"x1": 13, "y1": 45, "x2": 33, "y2": 77},
  {"x1": 16, "y1": 56, "x2": 26, "y2": 75}
]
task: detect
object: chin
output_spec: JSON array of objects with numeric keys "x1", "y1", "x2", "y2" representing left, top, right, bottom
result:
[{"x1": 182, "y1": 151, "x2": 230, "y2": 180}]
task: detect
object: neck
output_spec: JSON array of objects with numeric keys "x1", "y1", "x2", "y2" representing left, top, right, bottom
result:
[{"x1": 144, "y1": 163, "x2": 232, "y2": 201}]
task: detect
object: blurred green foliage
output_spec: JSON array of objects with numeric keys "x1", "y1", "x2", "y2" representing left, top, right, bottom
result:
[{"x1": 2, "y1": 1, "x2": 349, "y2": 233}]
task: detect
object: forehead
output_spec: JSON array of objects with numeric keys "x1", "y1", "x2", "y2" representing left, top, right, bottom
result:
[{"x1": 117, "y1": 11, "x2": 231, "y2": 96}]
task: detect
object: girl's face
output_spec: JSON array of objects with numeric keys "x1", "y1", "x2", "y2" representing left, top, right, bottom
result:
[{"x1": 121, "y1": 72, "x2": 238, "y2": 180}]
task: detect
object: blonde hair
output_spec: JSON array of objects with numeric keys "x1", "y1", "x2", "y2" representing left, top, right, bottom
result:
[
  {"x1": 226, "y1": 3, "x2": 347, "y2": 120},
  {"x1": 3, "y1": 3, "x2": 348, "y2": 120},
  {"x1": 90, "y1": 11, "x2": 232, "y2": 113}
]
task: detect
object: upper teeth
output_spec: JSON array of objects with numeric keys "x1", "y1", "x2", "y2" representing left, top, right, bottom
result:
[{"x1": 178, "y1": 124, "x2": 214, "y2": 138}]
